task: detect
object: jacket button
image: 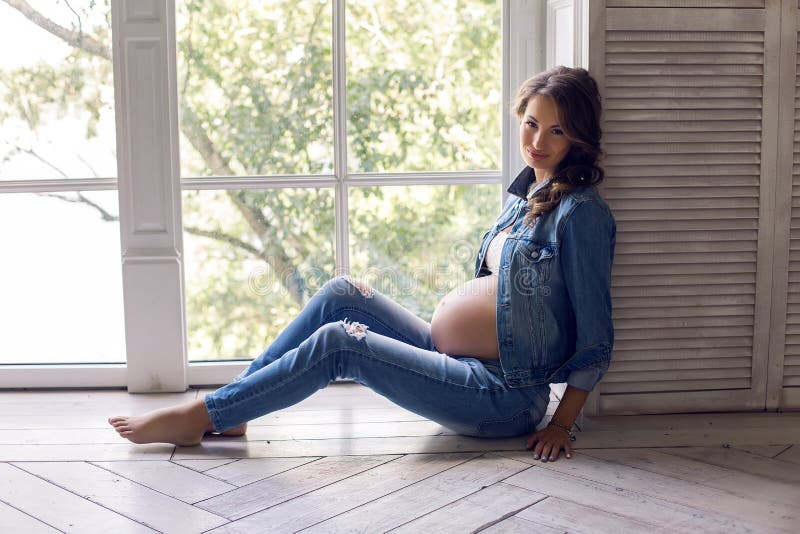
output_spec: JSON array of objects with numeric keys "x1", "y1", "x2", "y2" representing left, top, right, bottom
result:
[{"x1": 531, "y1": 250, "x2": 539, "y2": 258}]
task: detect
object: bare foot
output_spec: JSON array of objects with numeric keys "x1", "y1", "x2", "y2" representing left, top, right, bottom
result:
[
  {"x1": 108, "y1": 399, "x2": 213, "y2": 446},
  {"x1": 206, "y1": 422, "x2": 248, "y2": 437}
]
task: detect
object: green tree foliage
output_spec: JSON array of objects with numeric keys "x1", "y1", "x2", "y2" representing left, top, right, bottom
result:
[{"x1": 0, "y1": 0, "x2": 502, "y2": 360}]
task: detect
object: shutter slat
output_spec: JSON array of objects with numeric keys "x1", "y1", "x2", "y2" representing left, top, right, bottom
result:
[
  {"x1": 605, "y1": 142, "x2": 759, "y2": 154},
  {"x1": 613, "y1": 347, "x2": 752, "y2": 361},
  {"x1": 617, "y1": 242, "x2": 756, "y2": 254},
  {"x1": 615, "y1": 315, "x2": 753, "y2": 329},
  {"x1": 607, "y1": 64, "x2": 763, "y2": 75},
  {"x1": 784, "y1": 376, "x2": 800, "y2": 386},
  {"x1": 606, "y1": 122, "x2": 761, "y2": 133},
  {"x1": 607, "y1": 30, "x2": 763, "y2": 42},
  {"x1": 606, "y1": 109, "x2": 762, "y2": 121},
  {"x1": 611, "y1": 357, "x2": 752, "y2": 371},
  {"x1": 613, "y1": 283, "x2": 755, "y2": 297},
  {"x1": 605, "y1": 131, "x2": 760, "y2": 143},
  {"x1": 608, "y1": 196, "x2": 758, "y2": 209},
  {"x1": 613, "y1": 263, "x2": 755, "y2": 275},
  {"x1": 618, "y1": 219, "x2": 758, "y2": 232},
  {"x1": 608, "y1": 175, "x2": 759, "y2": 187},
  {"x1": 605, "y1": 164, "x2": 759, "y2": 176},
  {"x1": 614, "y1": 305, "x2": 754, "y2": 319},
  {"x1": 600, "y1": 378, "x2": 750, "y2": 394},
  {"x1": 606, "y1": 41, "x2": 765, "y2": 54},
  {"x1": 613, "y1": 295, "x2": 755, "y2": 308},
  {"x1": 613, "y1": 272, "x2": 754, "y2": 285},
  {"x1": 603, "y1": 367, "x2": 751, "y2": 383},
  {"x1": 607, "y1": 154, "x2": 759, "y2": 165},
  {"x1": 615, "y1": 336, "x2": 752, "y2": 350},
  {"x1": 612, "y1": 209, "x2": 758, "y2": 220},
  {"x1": 608, "y1": 52, "x2": 764, "y2": 64},
  {"x1": 606, "y1": 75, "x2": 762, "y2": 86},
  {"x1": 615, "y1": 229, "x2": 759, "y2": 243},
  {"x1": 607, "y1": 1, "x2": 764, "y2": 8}
]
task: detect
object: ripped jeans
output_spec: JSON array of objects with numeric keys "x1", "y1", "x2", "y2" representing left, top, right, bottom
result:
[{"x1": 204, "y1": 276, "x2": 550, "y2": 438}]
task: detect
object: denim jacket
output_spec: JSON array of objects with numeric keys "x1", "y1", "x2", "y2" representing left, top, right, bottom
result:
[{"x1": 473, "y1": 166, "x2": 616, "y2": 391}]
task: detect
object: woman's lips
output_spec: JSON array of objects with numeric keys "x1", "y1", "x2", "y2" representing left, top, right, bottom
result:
[{"x1": 527, "y1": 149, "x2": 548, "y2": 160}]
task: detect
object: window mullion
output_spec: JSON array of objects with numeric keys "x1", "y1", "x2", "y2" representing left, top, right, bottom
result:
[
  {"x1": 113, "y1": 0, "x2": 187, "y2": 392},
  {"x1": 332, "y1": 0, "x2": 350, "y2": 276}
]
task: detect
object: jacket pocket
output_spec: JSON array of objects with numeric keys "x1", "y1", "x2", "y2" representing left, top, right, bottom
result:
[{"x1": 514, "y1": 241, "x2": 556, "y2": 288}]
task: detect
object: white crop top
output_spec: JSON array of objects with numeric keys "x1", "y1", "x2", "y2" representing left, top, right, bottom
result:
[
  {"x1": 483, "y1": 228, "x2": 510, "y2": 274},
  {"x1": 483, "y1": 179, "x2": 542, "y2": 274}
]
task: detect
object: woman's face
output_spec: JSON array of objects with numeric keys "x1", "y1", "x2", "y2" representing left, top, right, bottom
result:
[{"x1": 519, "y1": 94, "x2": 572, "y2": 183}]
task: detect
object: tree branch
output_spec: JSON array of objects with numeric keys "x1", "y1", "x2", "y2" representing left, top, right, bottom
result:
[
  {"x1": 17, "y1": 146, "x2": 68, "y2": 177},
  {"x1": 183, "y1": 225, "x2": 261, "y2": 257},
  {"x1": 2, "y1": 0, "x2": 111, "y2": 60},
  {"x1": 38, "y1": 192, "x2": 119, "y2": 222},
  {"x1": 38, "y1": 191, "x2": 268, "y2": 260}
]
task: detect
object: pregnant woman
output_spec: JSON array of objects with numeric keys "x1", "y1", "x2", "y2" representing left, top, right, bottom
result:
[{"x1": 109, "y1": 65, "x2": 616, "y2": 463}]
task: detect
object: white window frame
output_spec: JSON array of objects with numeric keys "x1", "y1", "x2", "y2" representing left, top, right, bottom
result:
[
  {"x1": 0, "y1": 0, "x2": 567, "y2": 391},
  {"x1": 546, "y1": 0, "x2": 586, "y2": 70}
]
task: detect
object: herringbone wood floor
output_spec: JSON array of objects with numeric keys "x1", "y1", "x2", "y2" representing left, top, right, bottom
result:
[{"x1": 0, "y1": 383, "x2": 798, "y2": 533}]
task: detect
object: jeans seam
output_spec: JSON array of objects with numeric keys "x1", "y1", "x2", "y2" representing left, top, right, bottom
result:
[
  {"x1": 211, "y1": 345, "x2": 514, "y2": 418},
  {"x1": 204, "y1": 395, "x2": 223, "y2": 432}
]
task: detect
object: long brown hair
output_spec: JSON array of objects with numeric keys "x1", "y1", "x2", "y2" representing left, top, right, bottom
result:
[{"x1": 512, "y1": 66, "x2": 605, "y2": 226}]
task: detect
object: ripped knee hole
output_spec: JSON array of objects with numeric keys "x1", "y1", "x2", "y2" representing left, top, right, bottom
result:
[
  {"x1": 342, "y1": 275, "x2": 375, "y2": 298},
  {"x1": 341, "y1": 317, "x2": 369, "y2": 341}
]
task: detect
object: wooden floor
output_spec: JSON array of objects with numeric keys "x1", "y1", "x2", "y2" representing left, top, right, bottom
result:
[{"x1": 0, "y1": 383, "x2": 798, "y2": 533}]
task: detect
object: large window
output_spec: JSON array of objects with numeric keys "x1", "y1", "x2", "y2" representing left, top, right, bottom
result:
[
  {"x1": 0, "y1": 0, "x2": 554, "y2": 387},
  {"x1": 0, "y1": 0, "x2": 124, "y2": 365},
  {"x1": 177, "y1": 0, "x2": 503, "y2": 362}
]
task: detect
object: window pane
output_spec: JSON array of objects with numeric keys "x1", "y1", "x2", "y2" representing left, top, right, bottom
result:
[
  {"x1": 182, "y1": 188, "x2": 336, "y2": 361},
  {"x1": 554, "y1": 5, "x2": 575, "y2": 68},
  {"x1": 0, "y1": 2, "x2": 116, "y2": 180},
  {"x1": 176, "y1": 1, "x2": 334, "y2": 178},
  {"x1": 0, "y1": 192, "x2": 125, "y2": 364},
  {"x1": 346, "y1": 0, "x2": 502, "y2": 173},
  {"x1": 348, "y1": 184, "x2": 501, "y2": 320}
]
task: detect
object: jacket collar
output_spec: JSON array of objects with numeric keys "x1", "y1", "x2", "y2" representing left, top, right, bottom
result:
[{"x1": 507, "y1": 166, "x2": 552, "y2": 200}]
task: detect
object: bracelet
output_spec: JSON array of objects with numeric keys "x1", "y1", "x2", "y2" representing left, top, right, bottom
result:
[{"x1": 547, "y1": 420, "x2": 577, "y2": 441}]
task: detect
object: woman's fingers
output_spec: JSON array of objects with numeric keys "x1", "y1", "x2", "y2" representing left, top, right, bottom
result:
[{"x1": 526, "y1": 429, "x2": 576, "y2": 462}]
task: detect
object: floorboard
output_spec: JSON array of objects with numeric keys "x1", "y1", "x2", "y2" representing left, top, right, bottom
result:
[{"x1": 0, "y1": 385, "x2": 796, "y2": 534}]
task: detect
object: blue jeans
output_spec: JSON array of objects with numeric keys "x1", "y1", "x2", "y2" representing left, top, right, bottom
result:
[{"x1": 204, "y1": 276, "x2": 550, "y2": 438}]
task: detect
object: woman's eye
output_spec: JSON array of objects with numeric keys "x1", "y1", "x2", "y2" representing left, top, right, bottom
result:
[{"x1": 526, "y1": 121, "x2": 562, "y2": 135}]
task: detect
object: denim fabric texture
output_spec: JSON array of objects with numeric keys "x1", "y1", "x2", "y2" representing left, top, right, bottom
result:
[
  {"x1": 205, "y1": 275, "x2": 551, "y2": 437},
  {"x1": 474, "y1": 166, "x2": 616, "y2": 391}
]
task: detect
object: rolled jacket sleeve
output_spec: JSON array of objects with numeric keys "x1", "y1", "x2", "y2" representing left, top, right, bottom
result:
[{"x1": 559, "y1": 198, "x2": 616, "y2": 392}]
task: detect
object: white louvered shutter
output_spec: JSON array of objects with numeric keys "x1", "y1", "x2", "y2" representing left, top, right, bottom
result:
[{"x1": 589, "y1": 1, "x2": 779, "y2": 414}]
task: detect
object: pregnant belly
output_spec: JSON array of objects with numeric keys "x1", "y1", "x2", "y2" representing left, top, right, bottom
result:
[{"x1": 430, "y1": 274, "x2": 500, "y2": 359}]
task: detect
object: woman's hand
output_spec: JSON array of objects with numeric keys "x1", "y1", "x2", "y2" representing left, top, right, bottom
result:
[{"x1": 525, "y1": 425, "x2": 573, "y2": 462}]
